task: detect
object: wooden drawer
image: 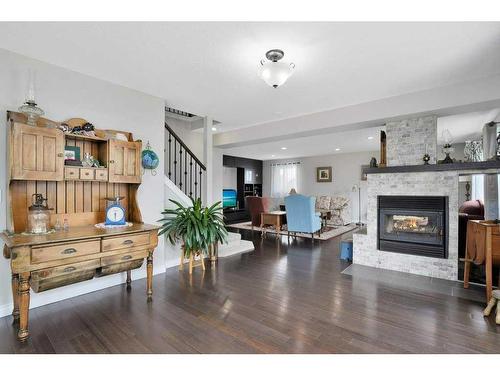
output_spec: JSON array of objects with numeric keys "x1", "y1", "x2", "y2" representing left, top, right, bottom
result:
[
  {"x1": 80, "y1": 168, "x2": 95, "y2": 180},
  {"x1": 31, "y1": 240, "x2": 100, "y2": 264},
  {"x1": 101, "y1": 250, "x2": 148, "y2": 267},
  {"x1": 99, "y1": 259, "x2": 144, "y2": 277},
  {"x1": 31, "y1": 259, "x2": 100, "y2": 281},
  {"x1": 31, "y1": 271, "x2": 96, "y2": 293},
  {"x1": 64, "y1": 167, "x2": 79, "y2": 180},
  {"x1": 102, "y1": 233, "x2": 150, "y2": 252},
  {"x1": 95, "y1": 169, "x2": 108, "y2": 181}
]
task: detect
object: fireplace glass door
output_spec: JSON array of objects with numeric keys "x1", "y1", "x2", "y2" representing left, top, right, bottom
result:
[{"x1": 379, "y1": 209, "x2": 444, "y2": 246}]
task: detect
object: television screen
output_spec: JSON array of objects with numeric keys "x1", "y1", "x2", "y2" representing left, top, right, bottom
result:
[{"x1": 222, "y1": 189, "x2": 237, "y2": 208}]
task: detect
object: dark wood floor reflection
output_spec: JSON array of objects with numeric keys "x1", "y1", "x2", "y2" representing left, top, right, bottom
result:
[{"x1": 1, "y1": 229, "x2": 499, "y2": 353}]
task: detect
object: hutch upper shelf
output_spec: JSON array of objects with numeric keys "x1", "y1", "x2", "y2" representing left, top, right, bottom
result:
[{"x1": 8, "y1": 112, "x2": 142, "y2": 184}]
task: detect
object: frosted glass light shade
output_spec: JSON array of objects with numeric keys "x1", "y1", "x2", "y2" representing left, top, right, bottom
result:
[{"x1": 259, "y1": 61, "x2": 295, "y2": 88}]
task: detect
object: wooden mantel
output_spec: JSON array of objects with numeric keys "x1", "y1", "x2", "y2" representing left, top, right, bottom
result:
[{"x1": 364, "y1": 160, "x2": 500, "y2": 174}]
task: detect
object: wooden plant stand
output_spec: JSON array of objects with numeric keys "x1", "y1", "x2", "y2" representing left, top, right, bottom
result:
[{"x1": 179, "y1": 248, "x2": 205, "y2": 274}]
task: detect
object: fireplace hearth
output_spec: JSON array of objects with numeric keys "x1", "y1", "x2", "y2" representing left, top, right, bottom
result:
[{"x1": 377, "y1": 196, "x2": 448, "y2": 258}]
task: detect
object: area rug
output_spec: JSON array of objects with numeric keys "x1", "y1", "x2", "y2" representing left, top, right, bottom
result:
[{"x1": 227, "y1": 221, "x2": 357, "y2": 240}]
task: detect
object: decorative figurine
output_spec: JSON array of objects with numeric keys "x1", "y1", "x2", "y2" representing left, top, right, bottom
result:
[
  {"x1": 379, "y1": 131, "x2": 387, "y2": 167},
  {"x1": 423, "y1": 154, "x2": 430, "y2": 165},
  {"x1": 369, "y1": 157, "x2": 378, "y2": 168},
  {"x1": 71, "y1": 125, "x2": 83, "y2": 135},
  {"x1": 464, "y1": 140, "x2": 483, "y2": 162},
  {"x1": 82, "y1": 122, "x2": 96, "y2": 137},
  {"x1": 58, "y1": 123, "x2": 71, "y2": 133}
]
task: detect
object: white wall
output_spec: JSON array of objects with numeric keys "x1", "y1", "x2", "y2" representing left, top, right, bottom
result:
[
  {"x1": 212, "y1": 148, "x2": 224, "y2": 204},
  {"x1": 263, "y1": 150, "x2": 378, "y2": 223},
  {"x1": 0, "y1": 48, "x2": 170, "y2": 317}
]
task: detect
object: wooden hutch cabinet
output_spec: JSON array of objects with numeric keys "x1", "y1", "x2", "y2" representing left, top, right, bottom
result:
[{"x1": 1, "y1": 111, "x2": 158, "y2": 342}]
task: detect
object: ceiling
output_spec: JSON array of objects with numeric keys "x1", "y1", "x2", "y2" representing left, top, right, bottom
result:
[
  {"x1": 223, "y1": 108, "x2": 500, "y2": 160},
  {"x1": 1, "y1": 22, "x2": 500, "y2": 135}
]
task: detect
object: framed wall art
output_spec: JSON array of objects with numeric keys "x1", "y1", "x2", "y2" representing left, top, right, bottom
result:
[{"x1": 316, "y1": 166, "x2": 332, "y2": 182}]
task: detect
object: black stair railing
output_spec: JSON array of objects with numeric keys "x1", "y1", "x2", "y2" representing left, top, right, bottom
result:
[{"x1": 165, "y1": 122, "x2": 206, "y2": 201}]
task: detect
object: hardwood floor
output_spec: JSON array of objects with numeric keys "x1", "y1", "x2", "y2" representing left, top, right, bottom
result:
[{"x1": 1, "y1": 228, "x2": 500, "y2": 354}]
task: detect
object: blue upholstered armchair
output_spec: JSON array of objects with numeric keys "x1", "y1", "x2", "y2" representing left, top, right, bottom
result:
[{"x1": 284, "y1": 194, "x2": 322, "y2": 240}]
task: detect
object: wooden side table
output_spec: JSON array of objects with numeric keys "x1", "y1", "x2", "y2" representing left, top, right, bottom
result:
[
  {"x1": 318, "y1": 210, "x2": 332, "y2": 232},
  {"x1": 464, "y1": 220, "x2": 500, "y2": 303},
  {"x1": 260, "y1": 211, "x2": 286, "y2": 237}
]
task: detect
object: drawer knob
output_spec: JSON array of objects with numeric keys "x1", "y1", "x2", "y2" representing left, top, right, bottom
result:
[
  {"x1": 85, "y1": 172, "x2": 89, "y2": 176},
  {"x1": 62, "y1": 248, "x2": 77, "y2": 255},
  {"x1": 57, "y1": 153, "x2": 64, "y2": 157},
  {"x1": 121, "y1": 255, "x2": 132, "y2": 260},
  {"x1": 109, "y1": 160, "x2": 115, "y2": 164},
  {"x1": 63, "y1": 266, "x2": 77, "y2": 273},
  {"x1": 123, "y1": 240, "x2": 134, "y2": 245}
]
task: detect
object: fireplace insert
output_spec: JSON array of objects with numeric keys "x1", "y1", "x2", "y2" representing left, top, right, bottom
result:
[{"x1": 377, "y1": 196, "x2": 448, "y2": 258}]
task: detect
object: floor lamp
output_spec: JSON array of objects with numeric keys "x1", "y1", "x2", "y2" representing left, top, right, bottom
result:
[{"x1": 352, "y1": 184, "x2": 362, "y2": 226}]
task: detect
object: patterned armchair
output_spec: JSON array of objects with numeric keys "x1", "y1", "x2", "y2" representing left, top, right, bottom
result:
[
  {"x1": 330, "y1": 196, "x2": 351, "y2": 226},
  {"x1": 315, "y1": 195, "x2": 351, "y2": 226}
]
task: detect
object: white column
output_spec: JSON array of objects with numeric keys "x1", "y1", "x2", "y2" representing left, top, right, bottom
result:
[
  {"x1": 203, "y1": 116, "x2": 213, "y2": 205},
  {"x1": 484, "y1": 174, "x2": 499, "y2": 220}
]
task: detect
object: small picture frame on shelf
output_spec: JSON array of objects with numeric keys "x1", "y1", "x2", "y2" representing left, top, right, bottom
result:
[
  {"x1": 64, "y1": 145, "x2": 80, "y2": 161},
  {"x1": 316, "y1": 166, "x2": 332, "y2": 182}
]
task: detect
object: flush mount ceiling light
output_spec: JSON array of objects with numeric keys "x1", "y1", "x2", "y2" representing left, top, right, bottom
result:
[
  {"x1": 259, "y1": 49, "x2": 295, "y2": 88},
  {"x1": 281, "y1": 147, "x2": 287, "y2": 150}
]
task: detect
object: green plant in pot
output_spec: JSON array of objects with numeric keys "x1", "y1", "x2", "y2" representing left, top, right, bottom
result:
[{"x1": 159, "y1": 198, "x2": 228, "y2": 269}]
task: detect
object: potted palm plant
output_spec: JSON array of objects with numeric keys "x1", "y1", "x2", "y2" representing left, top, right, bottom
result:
[{"x1": 159, "y1": 197, "x2": 228, "y2": 274}]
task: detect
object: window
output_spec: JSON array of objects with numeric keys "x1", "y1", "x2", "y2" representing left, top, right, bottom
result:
[
  {"x1": 270, "y1": 162, "x2": 299, "y2": 198},
  {"x1": 471, "y1": 174, "x2": 484, "y2": 202}
]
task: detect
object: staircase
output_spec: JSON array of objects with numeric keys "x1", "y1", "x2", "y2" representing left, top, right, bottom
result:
[
  {"x1": 165, "y1": 122, "x2": 205, "y2": 201},
  {"x1": 163, "y1": 120, "x2": 254, "y2": 261}
]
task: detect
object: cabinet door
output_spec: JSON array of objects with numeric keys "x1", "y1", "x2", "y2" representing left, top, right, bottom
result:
[
  {"x1": 11, "y1": 123, "x2": 64, "y2": 181},
  {"x1": 244, "y1": 168, "x2": 255, "y2": 184},
  {"x1": 108, "y1": 139, "x2": 142, "y2": 183}
]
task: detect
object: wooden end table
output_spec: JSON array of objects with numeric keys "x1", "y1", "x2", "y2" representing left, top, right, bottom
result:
[
  {"x1": 318, "y1": 209, "x2": 332, "y2": 232},
  {"x1": 260, "y1": 211, "x2": 286, "y2": 238}
]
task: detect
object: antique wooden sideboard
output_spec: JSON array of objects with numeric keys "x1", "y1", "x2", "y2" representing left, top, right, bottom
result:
[{"x1": 1, "y1": 111, "x2": 159, "y2": 342}]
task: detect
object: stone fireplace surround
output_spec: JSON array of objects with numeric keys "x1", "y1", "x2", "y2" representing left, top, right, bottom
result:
[
  {"x1": 352, "y1": 115, "x2": 500, "y2": 281},
  {"x1": 353, "y1": 171, "x2": 459, "y2": 280}
]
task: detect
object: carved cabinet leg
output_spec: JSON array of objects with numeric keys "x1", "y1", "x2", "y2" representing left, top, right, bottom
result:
[
  {"x1": 126, "y1": 269, "x2": 132, "y2": 290},
  {"x1": 18, "y1": 272, "x2": 30, "y2": 342},
  {"x1": 146, "y1": 252, "x2": 153, "y2": 300},
  {"x1": 11, "y1": 274, "x2": 20, "y2": 322}
]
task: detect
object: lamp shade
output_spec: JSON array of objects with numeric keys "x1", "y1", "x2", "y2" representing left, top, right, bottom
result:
[{"x1": 259, "y1": 61, "x2": 295, "y2": 88}]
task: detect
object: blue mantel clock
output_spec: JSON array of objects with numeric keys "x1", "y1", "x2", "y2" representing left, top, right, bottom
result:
[{"x1": 105, "y1": 196, "x2": 126, "y2": 226}]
